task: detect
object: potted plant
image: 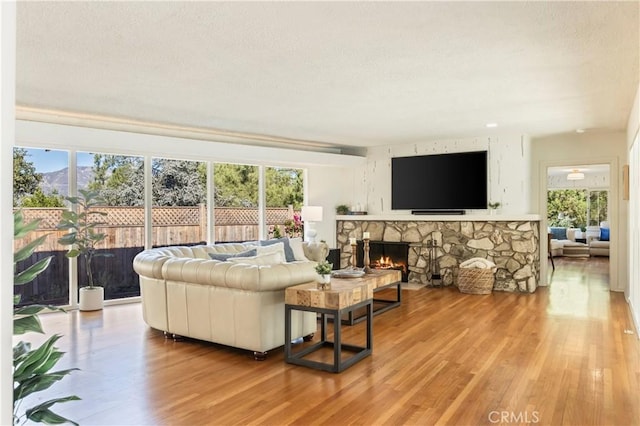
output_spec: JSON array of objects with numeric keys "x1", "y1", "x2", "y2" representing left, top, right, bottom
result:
[
  {"x1": 315, "y1": 260, "x2": 333, "y2": 290},
  {"x1": 57, "y1": 189, "x2": 110, "y2": 311},
  {"x1": 336, "y1": 204, "x2": 350, "y2": 215},
  {"x1": 488, "y1": 201, "x2": 501, "y2": 214},
  {"x1": 14, "y1": 211, "x2": 80, "y2": 424}
]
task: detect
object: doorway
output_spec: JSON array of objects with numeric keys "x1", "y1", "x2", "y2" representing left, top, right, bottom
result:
[{"x1": 546, "y1": 163, "x2": 611, "y2": 288}]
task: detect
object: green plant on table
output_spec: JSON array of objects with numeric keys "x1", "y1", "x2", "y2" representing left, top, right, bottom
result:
[
  {"x1": 57, "y1": 189, "x2": 110, "y2": 288},
  {"x1": 315, "y1": 260, "x2": 333, "y2": 275},
  {"x1": 13, "y1": 210, "x2": 80, "y2": 425},
  {"x1": 336, "y1": 204, "x2": 350, "y2": 215}
]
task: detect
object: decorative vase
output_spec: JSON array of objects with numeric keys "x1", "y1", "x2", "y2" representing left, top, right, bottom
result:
[
  {"x1": 316, "y1": 274, "x2": 331, "y2": 290},
  {"x1": 79, "y1": 286, "x2": 104, "y2": 311}
]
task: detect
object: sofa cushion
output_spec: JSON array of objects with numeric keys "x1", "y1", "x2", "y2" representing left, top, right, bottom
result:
[
  {"x1": 600, "y1": 228, "x2": 610, "y2": 241},
  {"x1": 208, "y1": 248, "x2": 257, "y2": 261},
  {"x1": 549, "y1": 227, "x2": 567, "y2": 240},
  {"x1": 228, "y1": 251, "x2": 284, "y2": 265},
  {"x1": 260, "y1": 238, "x2": 295, "y2": 262},
  {"x1": 590, "y1": 240, "x2": 609, "y2": 249},
  {"x1": 257, "y1": 241, "x2": 289, "y2": 262},
  {"x1": 289, "y1": 237, "x2": 308, "y2": 261}
]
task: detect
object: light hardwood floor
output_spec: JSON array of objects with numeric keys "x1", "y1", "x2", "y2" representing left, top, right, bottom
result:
[{"x1": 19, "y1": 257, "x2": 640, "y2": 425}]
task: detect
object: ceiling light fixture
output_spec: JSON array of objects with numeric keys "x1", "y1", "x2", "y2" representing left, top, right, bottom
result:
[
  {"x1": 486, "y1": 123, "x2": 498, "y2": 128},
  {"x1": 567, "y1": 169, "x2": 585, "y2": 180},
  {"x1": 576, "y1": 128, "x2": 585, "y2": 133}
]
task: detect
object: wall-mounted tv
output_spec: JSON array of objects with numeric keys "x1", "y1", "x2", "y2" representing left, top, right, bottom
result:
[{"x1": 391, "y1": 151, "x2": 488, "y2": 213}]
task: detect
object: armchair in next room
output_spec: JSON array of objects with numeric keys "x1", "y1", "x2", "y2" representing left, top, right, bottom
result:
[{"x1": 587, "y1": 221, "x2": 610, "y2": 257}]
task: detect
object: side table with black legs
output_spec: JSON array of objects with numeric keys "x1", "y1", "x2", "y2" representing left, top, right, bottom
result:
[{"x1": 284, "y1": 279, "x2": 374, "y2": 373}]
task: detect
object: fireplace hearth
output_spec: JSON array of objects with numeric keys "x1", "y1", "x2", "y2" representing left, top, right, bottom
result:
[{"x1": 357, "y1": 241, "x2": 409, "y2": 282}]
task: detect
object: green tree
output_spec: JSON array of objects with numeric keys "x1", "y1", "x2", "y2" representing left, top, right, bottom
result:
[
  {"x1": 13, "y1": 148, "x2": 43, "y2": 207},
  {"x1": 152, "y1": 159, "x2": 206, "y2": 206},
  {"x1": 87, "y1": 156, "x2": 303, "y2": 209},
  {"x1": 213, "y1": 164, "x2": 258, "y2": 207},
  {"x1": 20, "y1": 188, "x2": 65, "y2": 208},
  {"x1": 88, "y1": 155, "x2": 144, "y2": 206},
  {"x1": 547, "y1": 189, "x2": 587, "y2": 228},
  {"x1": 266, "y1": 167, "x2": 303, "y2": 208}
]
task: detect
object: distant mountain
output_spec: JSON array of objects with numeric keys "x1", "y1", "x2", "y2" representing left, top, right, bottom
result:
[{"x1": 41, "y1": 166, "x2": 94, "y2": 195}]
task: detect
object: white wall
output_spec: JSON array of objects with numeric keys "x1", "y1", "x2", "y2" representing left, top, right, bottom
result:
[
  {"x1": 353, "y1": 134, "x2": 532, "y2": 216},
  {"x1": 531, "y1": 132, "x2": 628, "y2": 291},
  {"x1": 306, "y1": 166, "x2": 353, "y2": 248},
  {"x1": 627, "y1": 83, "x2": 640, "y2": 334},
  {"x1": 1, "y1": 3, "x2": 15, "y2": 424}
]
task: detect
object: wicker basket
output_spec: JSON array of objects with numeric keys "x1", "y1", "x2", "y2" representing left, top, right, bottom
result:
[{"x1": 457, "y1": 268, "x2": 495, "y2": 295}]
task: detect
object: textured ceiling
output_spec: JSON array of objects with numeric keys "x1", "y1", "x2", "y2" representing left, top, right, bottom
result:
[{"x1": 16, "y1": 1, "x2": 640, "y2": 150}]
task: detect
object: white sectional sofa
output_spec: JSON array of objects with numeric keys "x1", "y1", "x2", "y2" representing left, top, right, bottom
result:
[{"x1": 133, "y1": 239, "x2": 329, "y2": 359}]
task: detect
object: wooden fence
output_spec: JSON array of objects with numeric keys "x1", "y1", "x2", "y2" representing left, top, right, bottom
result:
[{"x1": 16, "y1": 205, "x2": 301, "y2": 251}]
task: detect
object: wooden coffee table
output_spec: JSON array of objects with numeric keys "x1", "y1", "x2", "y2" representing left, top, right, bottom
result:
[
  {"x1": 338, "y1": 269, "x2": 402, "y2": 325},
  {"x1": 284, "y1": 269, "x2": 401, "y2": 373}
]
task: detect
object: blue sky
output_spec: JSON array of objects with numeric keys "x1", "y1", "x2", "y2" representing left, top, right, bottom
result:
[{"x1": 23, "y1": 148, "x2": 94, "y2": 173}]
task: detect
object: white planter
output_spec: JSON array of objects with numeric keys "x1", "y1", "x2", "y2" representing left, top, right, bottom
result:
[
  {"x1": 316, "y1": 274, "x2": 331, "y2": 290},
  {"x1": 79, "y1": 286, "x2": 104, "y2": 311}
]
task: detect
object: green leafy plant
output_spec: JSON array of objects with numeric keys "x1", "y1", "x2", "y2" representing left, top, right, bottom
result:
[
  {"x1": 57, "y1": 189, "x2": 110, "y2": 288},
  {"x1": 336, "y1": 204, "x2": 350, "y2": 215},
  {"x1": 272, "y1": 225, "x2": 283, "y2": 239},
  {"x1": 13, "y1": 210, "x2": 80, "y2": 425},
  {"x1": 488, "y1": 201, "x2": 501, "y2": 209},
  {"x1": 315, "y1": 260, "x2": 333, "y2": 275}
]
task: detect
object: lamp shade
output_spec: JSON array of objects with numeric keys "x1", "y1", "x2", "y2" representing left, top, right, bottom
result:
[
  {"x1": 567, "y1": 170, "x2": 585, "y2": 180},
  {"x1": 301, "y1": 206, "x2": 323, "y2": 222}
]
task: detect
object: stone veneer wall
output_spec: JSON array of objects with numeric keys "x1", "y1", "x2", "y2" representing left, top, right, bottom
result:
[{"x1": 336, "y1": 220, "x2": 540, "y2": 293}]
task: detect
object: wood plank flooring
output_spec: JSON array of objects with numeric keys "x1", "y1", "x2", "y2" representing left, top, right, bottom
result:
[{"x1": 17, "y1": 257, "x2": 640, "y2": 425}]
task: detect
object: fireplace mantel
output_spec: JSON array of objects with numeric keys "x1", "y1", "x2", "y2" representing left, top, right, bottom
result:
[{"x1": 337, "y1": 214, "x2": 541, "y2": 222}]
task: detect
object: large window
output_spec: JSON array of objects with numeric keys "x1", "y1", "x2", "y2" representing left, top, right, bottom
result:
[
  {"x1": 213, "y1": 163, "x2": 259, "y2": 242},
  {"x1": 547, "y1": 189, "x2": 608, "y2": 229},
  {"x1": 588, "y1": 190, "x2": 608, "y2": 226},
  {"x1": 265, "y1": 167, "x2": 303, "y2": 238},
  {"x1": 80, "y1": 152, "x2": 145, "y2": 301},
  {"x1": 151, "y1": 158, "x2": 207, "y2": 247},
  {"x1": 13, "y1": 147, "x2": 69, "y2": 306},
  {"x1": 13, "y1": 147, "x2": 306, "y2": 306}
]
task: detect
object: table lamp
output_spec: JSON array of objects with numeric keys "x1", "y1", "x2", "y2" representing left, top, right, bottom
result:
[{"x1": 301, "y1": 206, "x2": 323, "y2": 242}]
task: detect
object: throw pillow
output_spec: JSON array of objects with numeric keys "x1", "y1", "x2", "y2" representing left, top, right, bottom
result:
[
  {"x1": 227, "y1": 251, "x2": 284, "y2": 265},
  {"x1": 256, "y1": 242, "x2": 286, "y2": 261},
  {"x1": 288, "y1": 237, "x2": 308, "y2": 261},
  {"x1": 549, "y1": 227, "x2": 567, "y2": 241},
  {"x1": 600, "y1": 228, "x2": 610, "y2": 242},
  {"x1": 259, "y1": 238, "x2": 295, "y2": 262},
  {"x1": 208, "y1": 248, "x2": 257, "y2": 261}
]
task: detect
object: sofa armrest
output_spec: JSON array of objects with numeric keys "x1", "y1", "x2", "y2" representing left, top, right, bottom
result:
[{"x1": 302, "y1": 242, "x2": 329, "y2": 262}]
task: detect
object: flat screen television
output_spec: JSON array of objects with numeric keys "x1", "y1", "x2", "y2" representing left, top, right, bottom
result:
[{"x1": 391, "y1": 151, "x2": 488, "y2": 213}]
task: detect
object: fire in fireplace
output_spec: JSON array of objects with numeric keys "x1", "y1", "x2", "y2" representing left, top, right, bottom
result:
[{"x1": 357, "y1": 241, "x2": 409, "y2": 282}]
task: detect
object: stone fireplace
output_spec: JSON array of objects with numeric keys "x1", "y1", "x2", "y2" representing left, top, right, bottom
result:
[{"x1": 336, "y1": 216, "x2": 541, "y2": 293}]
